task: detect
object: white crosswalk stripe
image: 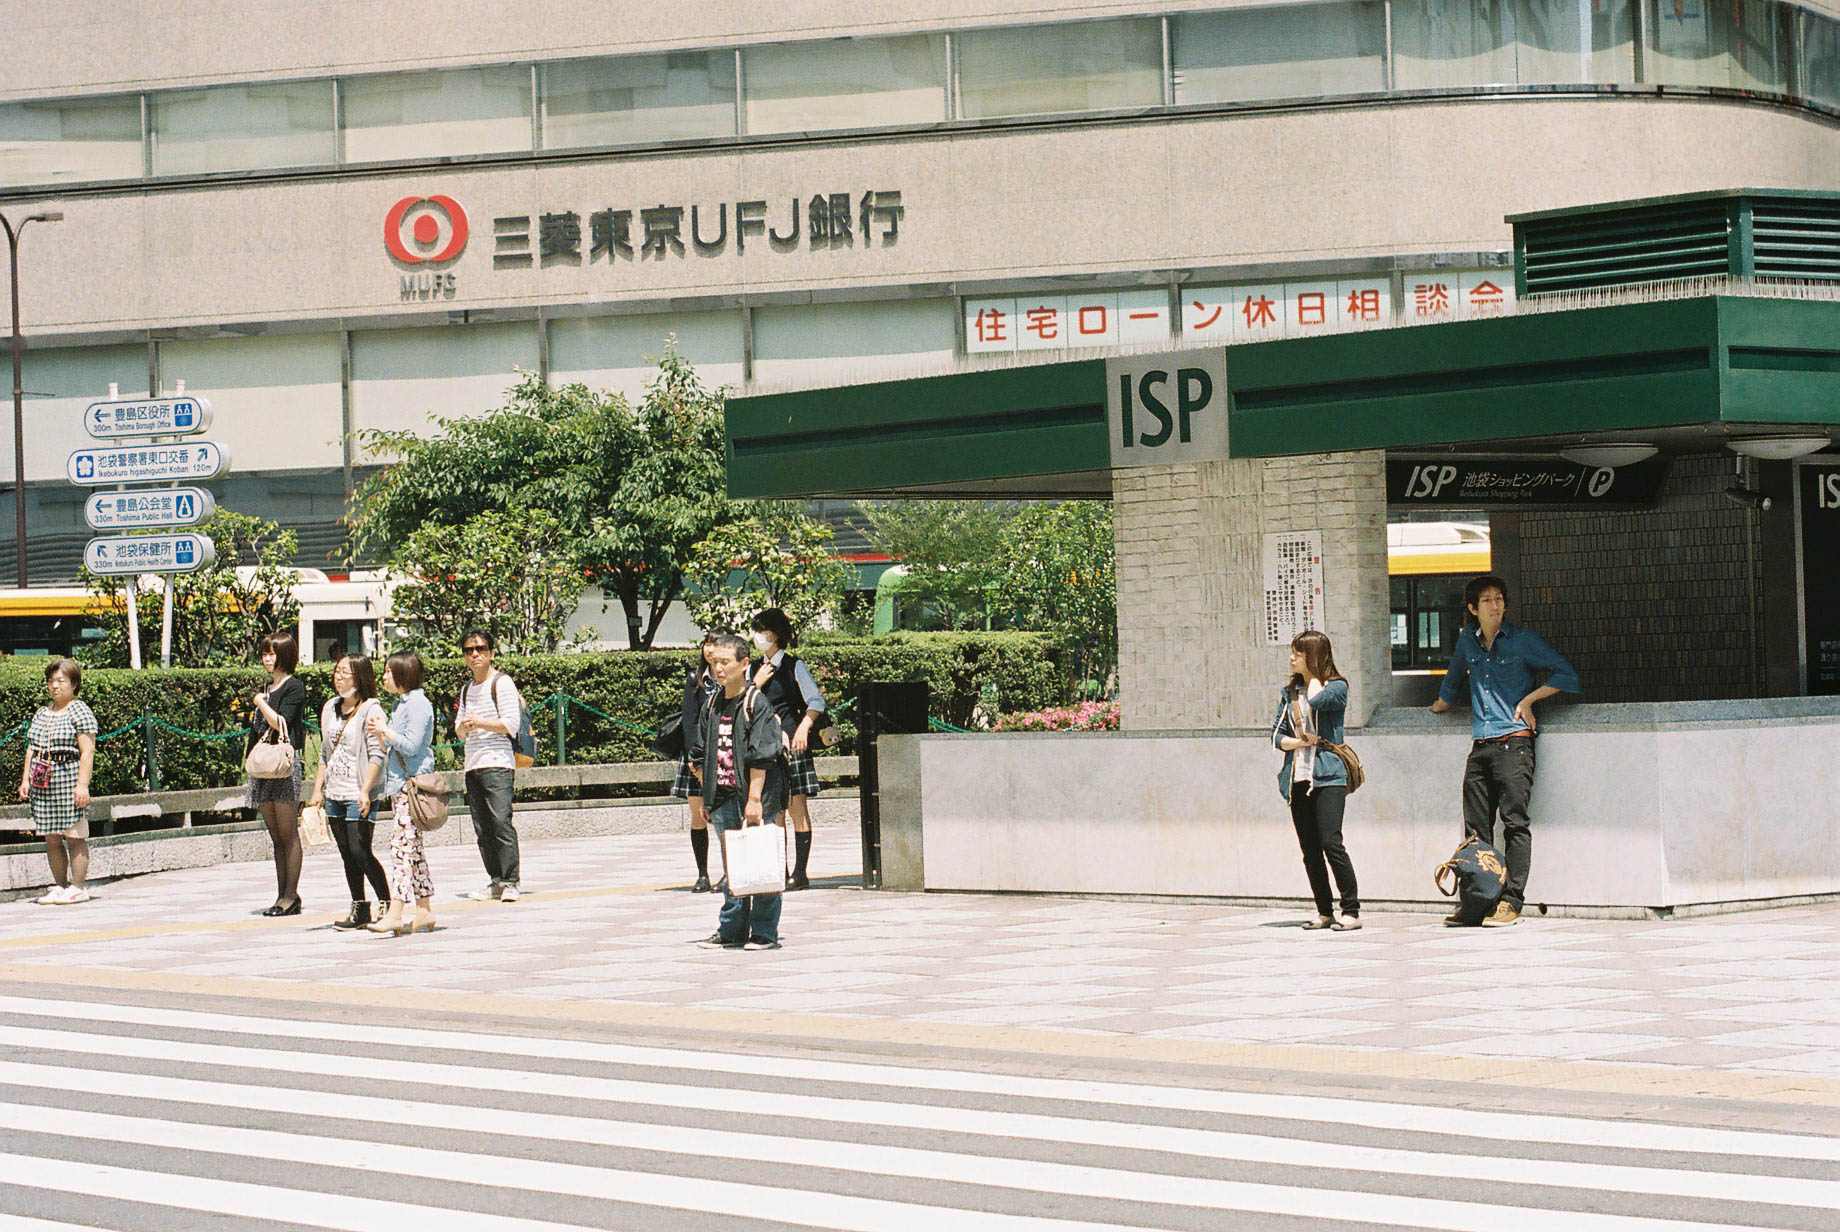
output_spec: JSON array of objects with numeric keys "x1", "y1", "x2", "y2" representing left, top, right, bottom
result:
[{"x1": 0, "y1": 996, "x2": 1829, "y2": 1232}]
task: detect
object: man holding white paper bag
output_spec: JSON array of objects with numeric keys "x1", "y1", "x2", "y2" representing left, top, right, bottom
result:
[{"x1": 690, "y1": 633, "x2": 789, "y2": 951}]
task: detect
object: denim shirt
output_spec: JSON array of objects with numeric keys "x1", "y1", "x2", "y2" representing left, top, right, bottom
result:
[
  {"x1": 378, "y1": 688, "x2": 436, "y2": 798},
  {"x1": 1437, "y1": 622, "x2": 1582, "y2": 740},
  {"x1": 1272, "y1": 678, "x2": 1349, "y2": 801}
]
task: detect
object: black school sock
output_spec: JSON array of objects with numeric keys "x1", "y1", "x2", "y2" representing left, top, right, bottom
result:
[
  {"x1": 793, "y1": 830, "x2": 812, "y2": 879},
  {"x1": 690, "y1": 828, "x2": 710, "y2": 876}
]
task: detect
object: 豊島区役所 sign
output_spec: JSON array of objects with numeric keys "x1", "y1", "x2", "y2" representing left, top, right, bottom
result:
[
  {"x1": 82, "y1": 395, "x2": 214, "y2": 440},
  {"x1": 83, "y1": 487, "x2": 218, "y2": 532},
  {"x1": 83, "y1": 534, "x2": 217, "y2": 577},
  {"x1": 66, "y1": 441, "x2": 230, "y2": 486}
]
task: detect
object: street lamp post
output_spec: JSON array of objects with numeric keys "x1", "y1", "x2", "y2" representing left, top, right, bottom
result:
[{"x1": 4, "y1": 209, "x2": 64, "y2": 589}]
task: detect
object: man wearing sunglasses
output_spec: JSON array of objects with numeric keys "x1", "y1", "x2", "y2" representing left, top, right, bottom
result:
[{"x1": 455, "y1": 629, "x2": 524, "y2": 902}]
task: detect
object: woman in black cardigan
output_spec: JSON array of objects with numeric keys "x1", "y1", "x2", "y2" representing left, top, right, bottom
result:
[
  {"x1": 246, "y1": 630, "x2": 308, "y2": 916},
  {"x1": 670, "y1": 631, "x2": 724, "y2": 892}
]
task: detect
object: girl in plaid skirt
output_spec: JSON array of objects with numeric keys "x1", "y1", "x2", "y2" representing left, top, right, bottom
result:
[
  {"x1": 16, "y1": 659, "x2": 98, "y2": 905},
  {"x1": 673, "y1": 632, "x2": 725, "y2": 892},
  {"x1": 749, "y1": 608, "x2": 826, "y2": 891}
]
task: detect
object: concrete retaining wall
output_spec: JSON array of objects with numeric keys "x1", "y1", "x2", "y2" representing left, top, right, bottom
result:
[{"x1": 879, "y1": 701, "x2": 1840, "y2": 913}]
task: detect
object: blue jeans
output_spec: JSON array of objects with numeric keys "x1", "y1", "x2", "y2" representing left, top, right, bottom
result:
[{"x1": 710, "y1": 795, "x2": 782, "y2": 944}]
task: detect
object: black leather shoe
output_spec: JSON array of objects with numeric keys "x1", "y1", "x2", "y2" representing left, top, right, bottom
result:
[
  {"x1": 692, "y1": 874, "x2": 712, "y2": 893},
  {"x1": 787, "y1": 872, "x2": 810, "y2": 892},
  {"x1": 262, "y1": 898, "x2": 302, "y2": 918},
  {"x1": 332, "y1": 901, "x2": 372, "y2": 930}
]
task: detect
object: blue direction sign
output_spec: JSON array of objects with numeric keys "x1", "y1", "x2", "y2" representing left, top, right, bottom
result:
[
  {"x1": 67, "y1": 441, "x2": 229, "y2": 486},
  {"x1": 84, "y1": 487, "x2": 218, "y2": 532},
  {"x1": 84, "y1": 395, "x2": 214, "y2": 440},
  {"x1": 84, "y1": 534, "x2": 218, "y2": 577}
]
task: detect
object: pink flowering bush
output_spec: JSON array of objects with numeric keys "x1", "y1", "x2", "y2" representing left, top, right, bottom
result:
[{"x1": 992, "y1": 700, "x2": 1120, "y2": 732}]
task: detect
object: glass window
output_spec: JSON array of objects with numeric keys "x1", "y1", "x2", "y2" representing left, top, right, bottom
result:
[
  {"x1": 157, "y1": 334, "x2": 343, "y2": 472},
  {"x1": 1644, "y1": 0, "x2": 1792, "y2": 91},
  {"x1": 1173, "y1": 4, "x2": 1386, "y2": 104},
  {"x1": 349, "y1": 322, "x2": 539, "y2": 442},
  {"x1": 151, "y1": 80, "x2": 335, "y2": 176},
  {"x1": 1511, "y1": 0, "x2": 1637, "y2": 84},
  {"x1": 548, "y1": 311, "x2": 745, "y2": 402},
  {"x1": 744, "y1": 35, "x2": 947, "y2": 133},
  {"x1": 541, "y1": 52, "x2": 736, "y2": 149},
  {"x1": 342, "y1": 65, "x2": 533, "y2": 163},
  {"x1": 1392, "y1": 0, "x2": 1521, "y2": 86},
  {"x1": 0, "y1": 95, "x2": 142, "y2": 188},
  {"x1": 750, "y1": 299, "x2": 957, "y2": 387},
  {"x1": 0, "y1": 344, "x2": 148, "y2": 482},
  {"x1": 1805, "y1": 9, "x2": 1840, "y2": 109},
  {"x1": 957, "y1": 18, "x2": 1163, "y2": 118},
  {"x1": 1394, "y1": 0, "x2": 1637, "y2": 87}
]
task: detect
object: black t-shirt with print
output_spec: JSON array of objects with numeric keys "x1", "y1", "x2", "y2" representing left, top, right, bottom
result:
[{"x1": 712, "y1": 692, "x2": 743, "y2": 801}]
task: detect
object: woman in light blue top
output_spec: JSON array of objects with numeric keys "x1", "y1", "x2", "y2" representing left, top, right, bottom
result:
[{"x1": 366, "y1": 651, "x2": 438, "y2": 936}]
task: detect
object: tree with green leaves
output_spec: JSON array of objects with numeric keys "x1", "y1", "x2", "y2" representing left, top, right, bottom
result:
[
  {"x1": 81, "y1": 511, "x2": 301, "y2": 669},
  {"x1": 860, "y1": 500, "x2": 1007, "y2": 631},
  {"x1": 385, "y1": 509, "x2": 590, "y2": 656},
  {"x1": 682, "y1": 502, "x2": 853, "y2": 634},
  {"x1": 346, "y1": 348, "x2": 741, "y2": 649},
  {"x1": 997, "y1": 501, "x2": 1116, "y2": 695}
]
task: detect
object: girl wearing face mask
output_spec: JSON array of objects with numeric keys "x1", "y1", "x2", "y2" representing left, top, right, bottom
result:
[
  {"x1": 749, "y1": 607, "x2": 826, "y2": 891},
  {"x1": 307, "y1": 654, "x2": 390, "y2": 930},
  {"x1": 18, "y1": 659, "x2": 97, "y2": 905},
  {"x1": 672, "y1": 630, "x2": 727, "y2": 892},
  {"x1": 247, "y1": 631, "x2": 308, "y2": 917}
]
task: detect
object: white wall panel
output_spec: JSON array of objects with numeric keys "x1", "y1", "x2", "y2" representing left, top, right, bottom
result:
[
  {"x1": 349, "y1": 321, "x2": 538, "y2": 445},
  {"x1": 548, "y1": 310, "x2": 744, "y2": 402},
  {"x1": 157, "y1": 333, "x2": 344, "y2": 473}
]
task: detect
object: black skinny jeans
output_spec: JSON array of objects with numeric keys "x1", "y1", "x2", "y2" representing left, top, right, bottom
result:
[
  {"x1": 1289, "y1": 783, "x2": 1359, "y2": 917},
  {"x1": 1461, "y1": 736, "x2": 1536, "y2": 908},
  {"x1": 329, "y1": 813, "x2": 390, "y2": 903}
]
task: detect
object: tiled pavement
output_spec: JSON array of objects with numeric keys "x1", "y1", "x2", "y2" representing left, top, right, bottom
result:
[{"x1": 2, "y1": 824, "x2": 1838, "y2": 1084}]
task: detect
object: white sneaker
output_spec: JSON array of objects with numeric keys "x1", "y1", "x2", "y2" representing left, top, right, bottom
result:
[
  {"x1": 462, "y1": 883, "x2": 502, "y2": 902},
  {"x1": 34, "y1": 886, "x2": 70, "y2": 905},
  {"x1": 61, "y1": 887, "x2": 91, "y2": 904},
  {"x1": 498, "y1": 884, "x2": 520, "y2": 903}
]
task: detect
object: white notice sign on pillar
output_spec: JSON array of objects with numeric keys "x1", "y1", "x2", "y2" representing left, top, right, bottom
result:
[{"x1": 1262, "y1": 531, "x2": 1325, "y2": 646}]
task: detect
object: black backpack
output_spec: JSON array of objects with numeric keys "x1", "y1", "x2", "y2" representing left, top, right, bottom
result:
[{"x1": 1435, "y1": 836, "x2": 1509, "y2": 924}]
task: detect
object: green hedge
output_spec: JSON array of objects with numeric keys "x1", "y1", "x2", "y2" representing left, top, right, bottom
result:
[{"x1": 0, "y1": 632, "x2": 1062, "y2": 796}]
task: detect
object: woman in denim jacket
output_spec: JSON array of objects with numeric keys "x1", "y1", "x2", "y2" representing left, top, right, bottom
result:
[
  {"x1": 1272, "y1": 630, "x2": 1360, "y2": 932},
  {"x1": 366, "y1": 651, "x2": 438, "y2": 936}
]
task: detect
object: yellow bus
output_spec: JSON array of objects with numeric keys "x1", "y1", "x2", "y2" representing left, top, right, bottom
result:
[{"x1": 1388, "y1": 521, "x2": 1491, "y2": 672}]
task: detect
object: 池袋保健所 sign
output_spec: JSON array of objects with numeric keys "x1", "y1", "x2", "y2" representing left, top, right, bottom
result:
[
  {"x1": 83, "y1": 487, "x2": 217, "y2": 532},
  {"x1": 83, "y1": 395, "x2": 214, "y2": 440},
  {"x1": 66, "y1": 442, "x2": 230, "y2": 486},
  {"x1": 83, "y1": 534, "x2": 217, "y2": 577}
]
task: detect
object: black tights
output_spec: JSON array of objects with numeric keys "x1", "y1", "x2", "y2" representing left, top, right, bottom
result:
[
  {"x1": 261, "y1": 801, "x2": 303, "y2": 906},
  {"x1": 331, "y1": 817, "x2": 390, "y2": 902}
]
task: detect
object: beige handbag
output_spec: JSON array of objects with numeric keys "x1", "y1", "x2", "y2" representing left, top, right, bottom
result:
[
  {"x1": 402, "y1": 773, "x2": 452, "y2": 832},
  {"x1": 244, "y1": 715, "x2": 296, "y2": 780}
]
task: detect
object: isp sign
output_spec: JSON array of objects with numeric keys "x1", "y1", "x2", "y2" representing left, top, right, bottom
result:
[{"x1": 1105, "y1": 349, "x2": 1230, "y2": 469}]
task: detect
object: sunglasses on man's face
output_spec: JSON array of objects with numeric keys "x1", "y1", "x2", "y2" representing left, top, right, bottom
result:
[{"x1": 462, "y1": 644, "x2": 490, "y2": 654}]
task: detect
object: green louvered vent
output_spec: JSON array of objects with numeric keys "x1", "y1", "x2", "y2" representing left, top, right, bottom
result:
[
  {"x1": 1750, "y1": 198, "x2": 1840, "y2": 282},
  {"x1": 1513, "y1": 191, "x2": 1840, "y2": 296},
  {"x1": 1516, "y1": 200, "x2": 1734, "y2": 295}
]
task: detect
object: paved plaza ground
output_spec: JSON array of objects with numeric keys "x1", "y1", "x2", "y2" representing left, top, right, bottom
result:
[{"x1": 1, "y1": 823, "x2": 1836, "y2": 1111}]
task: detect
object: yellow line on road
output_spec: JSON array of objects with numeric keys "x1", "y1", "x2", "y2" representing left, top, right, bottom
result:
[
  {"x1": 0, "y1": 880, "x2": 685, "y2": 951},
  {"x1": 0, "y1": 960, "x2": 1832, "y2": 1110}
]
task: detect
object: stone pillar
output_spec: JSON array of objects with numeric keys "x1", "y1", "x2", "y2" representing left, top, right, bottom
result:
[{"x1": 1113, "y1": 452, "x2": 1389, "y2": 730}]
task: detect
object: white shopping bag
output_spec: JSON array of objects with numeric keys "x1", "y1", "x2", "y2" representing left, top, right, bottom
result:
[{"x1": 725, "y1": 823, "x2": 787, "y2": 897}]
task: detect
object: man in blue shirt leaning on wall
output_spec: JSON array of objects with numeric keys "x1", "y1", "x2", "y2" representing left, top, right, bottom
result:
[{"x1": 1429, "y1": 574, "x2": 1582, "y2": 928}]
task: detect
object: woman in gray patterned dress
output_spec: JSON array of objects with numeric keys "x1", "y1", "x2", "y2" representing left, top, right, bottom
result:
[{"x1": 15, "y1": 659, "x2": 98, "y2": 905}]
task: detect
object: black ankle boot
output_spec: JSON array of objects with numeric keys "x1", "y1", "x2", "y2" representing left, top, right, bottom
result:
[{"x1": 332, "y1": 900, "x2": 372, "y2": 930}]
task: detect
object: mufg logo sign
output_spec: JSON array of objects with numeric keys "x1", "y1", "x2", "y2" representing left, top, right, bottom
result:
[
  {"x1": 386, "y1": 195, "x2": 467, "y2": 301},
  {"x1": 1105, "y1": 350, "x2": 1230, "y2": 469}
]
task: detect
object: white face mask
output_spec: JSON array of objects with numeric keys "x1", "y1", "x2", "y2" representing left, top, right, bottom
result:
[
  {"x1": 751, "y1": 632, "x2": 773, "y2": 653},
  {"x1": 337, "y1": 686, "x2": 356, "y2": 700}
]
